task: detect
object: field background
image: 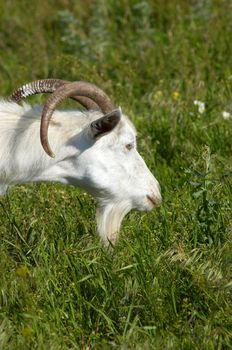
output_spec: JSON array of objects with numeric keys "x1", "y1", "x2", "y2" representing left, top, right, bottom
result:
[{"x1": 0, "y1": 0, "x2": 232, "y2": 349}]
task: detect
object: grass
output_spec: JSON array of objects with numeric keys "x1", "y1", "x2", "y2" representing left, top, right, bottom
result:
[{"x1": 0, "y1": 0, "x2": 232, "y2": 348}]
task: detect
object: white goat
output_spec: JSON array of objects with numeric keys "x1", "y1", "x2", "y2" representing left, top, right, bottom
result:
[{"x1": 0, "y1": 79, "x2": 161, "y2": 246}]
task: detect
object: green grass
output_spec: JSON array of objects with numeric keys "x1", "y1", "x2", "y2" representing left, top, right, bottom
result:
[{"x1": 0, "y1": 0, "x2": 232, "y2": 348}]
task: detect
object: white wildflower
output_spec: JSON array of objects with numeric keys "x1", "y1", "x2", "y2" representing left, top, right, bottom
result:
[
  {"x1": 198, "y1": 102, "x2": 205, "y2": 114},
  {"x1": 194, "y1": 100, "x2": 205, "y2": 114},
  {"x1": 222, "y1": 111, "x2": 231, "y2": 120}
]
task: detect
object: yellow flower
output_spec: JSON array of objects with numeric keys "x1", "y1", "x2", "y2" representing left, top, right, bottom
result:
[
  {"x1": 153, "y1": 90, "x2": 163, "y2": 100},
  {"x1": 172, "y1": 91, "x2": 180, "y2": 100},
  {"x1": 16, "y1": 265, "x2": 29, "y2": 278}
]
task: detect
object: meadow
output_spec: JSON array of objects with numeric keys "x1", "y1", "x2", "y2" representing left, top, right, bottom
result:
[{"x1": 0, "y1": 0, "x2": 232, "y2": 349}]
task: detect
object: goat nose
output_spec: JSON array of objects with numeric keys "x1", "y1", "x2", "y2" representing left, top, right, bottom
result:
[{"x1": 146, "y1": 193, "x2": 162, "y2": 208}]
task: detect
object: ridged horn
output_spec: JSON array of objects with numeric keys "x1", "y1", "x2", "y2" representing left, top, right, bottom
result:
[
  {"x1": 8, "y1": 79, "x2": 98, "y2": 110},
  {"x1": 40, "y1": 81, "x2": 115, "y2": 157}
]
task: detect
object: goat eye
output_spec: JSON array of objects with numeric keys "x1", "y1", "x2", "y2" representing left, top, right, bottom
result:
[{"x1": 125, "y1": 143, "x2": 133, "y2": 150}]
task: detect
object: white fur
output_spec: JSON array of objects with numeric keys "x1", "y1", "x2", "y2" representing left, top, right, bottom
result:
[{"x1": 0, "y1": 99, "x2": 162, "y2": 245}]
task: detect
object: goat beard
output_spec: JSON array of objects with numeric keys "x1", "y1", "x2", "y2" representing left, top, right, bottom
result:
[{"x1": 96, "y1": 200, "x2": 132, "y2": 247}]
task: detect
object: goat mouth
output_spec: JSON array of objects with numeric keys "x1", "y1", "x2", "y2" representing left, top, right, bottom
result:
[{"x1": 146, "y1": 195, "x2": 157, "y2": 207}]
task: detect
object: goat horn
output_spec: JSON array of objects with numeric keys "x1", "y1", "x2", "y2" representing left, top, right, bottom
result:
[
  {"x1": 8, "y1": 79, "x2": 98, "y2": 110},
  {"x1": 40, "y1": 81, "x2": 115, "y2": 158}
]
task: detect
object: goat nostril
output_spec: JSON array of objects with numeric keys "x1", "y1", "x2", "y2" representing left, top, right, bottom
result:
[
  {"x1": 147, "y1": 193, "x2": 162, "y2": 207},
  {"x1": 146, "y1": 195, "x2": 157, "y2": 207}
]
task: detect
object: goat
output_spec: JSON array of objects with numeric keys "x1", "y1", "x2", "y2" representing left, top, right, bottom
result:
[{"x1": 0, "y1": 79, "x2": 162, "y2": 246}]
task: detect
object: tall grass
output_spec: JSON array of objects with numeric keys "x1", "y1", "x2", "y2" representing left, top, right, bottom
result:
[{"x1": 0, "y1": 0, "x2": 232, "y2": 349}]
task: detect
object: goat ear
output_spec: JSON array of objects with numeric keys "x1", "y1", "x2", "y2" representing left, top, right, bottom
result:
[{"x1": 90, "y1": 108, "x2": 121, "y2": 138}]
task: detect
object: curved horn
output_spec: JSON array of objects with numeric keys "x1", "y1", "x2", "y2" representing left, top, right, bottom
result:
[
  {"x1": 8, "y1": 79, "x2": 98, "y2": 110},
  {"x1": 40, "y1": 81, "x2": 115, "y2": 157}
]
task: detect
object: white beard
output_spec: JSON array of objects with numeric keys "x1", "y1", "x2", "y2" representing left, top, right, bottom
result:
[{"x1": 96, "y1": 200, "x2": 132, "y2": 246}]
